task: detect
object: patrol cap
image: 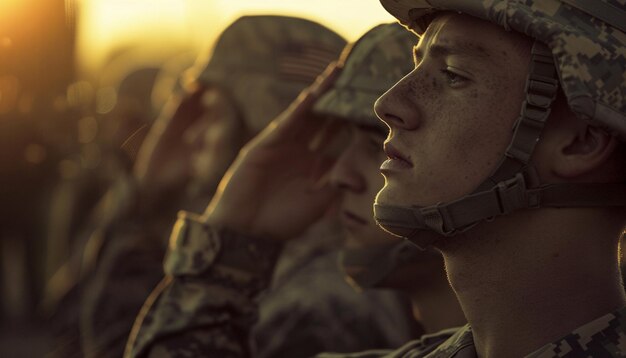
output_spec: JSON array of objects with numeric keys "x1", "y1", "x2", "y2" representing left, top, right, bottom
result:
[
  {"x1": 188, "y1": 15, "x2": 347, "y2": 134},
  {"x1": 313, "y1": 23, "x2": 416, "y2": 129},
  {"x1": 380, "y1": 0, "x2": 626, "y2": 140}
]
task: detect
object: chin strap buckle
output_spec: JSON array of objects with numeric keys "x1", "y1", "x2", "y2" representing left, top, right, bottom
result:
[
  {"x1": 495, "y1": 172, "x2": 541, "y2": 215},
  {"x1": 420, "y1": 204, "x2": 456, "y2": 237}
]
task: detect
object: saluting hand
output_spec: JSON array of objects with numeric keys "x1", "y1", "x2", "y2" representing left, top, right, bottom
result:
[{"x1": 201, "y1": 63, "x2": 342, "y2": 241}]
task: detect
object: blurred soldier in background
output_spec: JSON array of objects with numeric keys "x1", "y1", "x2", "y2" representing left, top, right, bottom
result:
[
  {"x1": 71, "y1": 15, "x2": 411, "y2": 358},
  {"x1": 127, "y1": 0, "x2": 626, "y2": 355},
  {"x1": 251, "y1": 24, "x2": 445, "y2": 358},
  {"x1": 45, "y1": 65, "x2": 162, "y2": 284},
  {"x1": 43, "y1": 63, "x2": 165, "y2": 358},
  {"x1": 127, "y1": 23, "x2": 465, "y2": 358},
  {"x1": 310, "y1": 23, "x2": 465, "y2": 335}
]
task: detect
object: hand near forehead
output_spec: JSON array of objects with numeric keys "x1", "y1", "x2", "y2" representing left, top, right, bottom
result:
[
  {"x1": 133, "y1": 86, "x2": 207, "y2": 194},
  {"x1": 200, "y1": 63, "x2": 341, "y2": 242}
]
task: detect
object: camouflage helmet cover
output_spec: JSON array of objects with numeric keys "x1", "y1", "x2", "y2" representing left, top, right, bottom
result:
[
  {"x1": 313, "y1": 23, "x2": 416, "y2": 129},
  {"x1": 380, "y1": 0, "x2": 626, "y2": 140},
  {"x1": 188, "y1": 15, "x2": 347, "y2": 133}
]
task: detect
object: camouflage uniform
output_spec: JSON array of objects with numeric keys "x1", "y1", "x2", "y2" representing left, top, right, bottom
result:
[
  {"x1": 130, "y1": 214, "x2": 626, "y2": 358},
  {"x1": 126, "y1": 23, "x2": 427, "y2": 358},
  {"x1": 251, "y1": 220, "x2": 420, "y2": 358},
  {"x1": 320, "y1": 310, "x2": 626, "y2": 357},
  {"x1": 128, "y1": 0, "x2": 626, "y2": 356},
  {"x1": 81, "y1": 16, "x2": 352, "y2": 357}
]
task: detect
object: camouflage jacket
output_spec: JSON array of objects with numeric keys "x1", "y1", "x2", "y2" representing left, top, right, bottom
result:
[
  {"x1": 81, "y1": 219, "x2": 169, "y2": 358},
  {"x1": 318, "y1": 296, "x2": 626, "y2": 357},
  {"x1": 320, "y1": 309, "x2": 626, "y2": 357},
  {"x1": 127, "y1": 212, "x2": 420, "y2": 358},
  {"x1": 127, "y1": 213, "x2": 626, "y2": 358}
]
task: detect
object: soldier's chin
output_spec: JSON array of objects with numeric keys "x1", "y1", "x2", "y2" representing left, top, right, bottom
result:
[{"x1": 375, "y1": 183, "x2": 409, "y2": 208}]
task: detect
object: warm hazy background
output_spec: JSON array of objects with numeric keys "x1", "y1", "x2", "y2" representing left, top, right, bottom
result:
[
  {"x1": 0, "y1": 1, "x2": 398, "y2": 356},
  {"x1": 78, "y1": 0, "x2": 395, "y2": 75}
]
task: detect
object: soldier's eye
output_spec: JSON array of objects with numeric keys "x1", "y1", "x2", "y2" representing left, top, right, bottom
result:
[{"x1": 441, "y1": 69, "x2": 469, "y2": 88}]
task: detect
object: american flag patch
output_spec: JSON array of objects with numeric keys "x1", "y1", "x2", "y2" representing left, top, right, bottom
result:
[{"x1": 278, "y1": 43, "x2": 339, "y2": 83}]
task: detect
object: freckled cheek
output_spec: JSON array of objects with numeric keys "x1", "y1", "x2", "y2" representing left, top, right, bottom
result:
[
  {"x1": 420, "y1": 91, "x2": 510, "y2": 196},
  {"x1": 453, "y1": 82, "x2": 523, "y2": 184}
]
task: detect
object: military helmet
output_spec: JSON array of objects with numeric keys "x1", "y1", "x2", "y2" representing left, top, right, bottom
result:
[
  {"x1": 381, "y1": 0, "x2": 626, "y2": 139},
  {"x1": 188, "y1": 15, "x2": 347, "y2": 134},
  {"x1": 313, "y1": 23, "x2": 416, "y2": 129},
  {"x1": 375, "y1": 0, "x2": 626, "y2": 247}
]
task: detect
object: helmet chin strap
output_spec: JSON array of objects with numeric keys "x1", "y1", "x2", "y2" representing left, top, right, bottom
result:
[
  {"x1": 339, "y1": 241, "x2": 422, "y2": 289},
  {"x1": 374, "y1": 41, "x2": 626, "y2": 249}
]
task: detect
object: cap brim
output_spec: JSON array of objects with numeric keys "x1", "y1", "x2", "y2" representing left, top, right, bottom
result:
[
  {"x1": 380, "y1": 0, "x2": 416, "y2": 25},
  {"x1": 313, "y1": 87, "x2": 386, "y2": 129},
  {"x1": 201, "y1": 69, "x2": 310, "y2": 133}
]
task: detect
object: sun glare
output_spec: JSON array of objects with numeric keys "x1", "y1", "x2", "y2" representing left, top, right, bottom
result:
[
  {"x1": 0, "y1": 0, "x2": 28, "y2": 25},
  {"x1": 77, "y1": 0, "x2": 396, "y2": 76},
  {"x1": 212, "y1": 0, "x2": 396, "y2": 41}
]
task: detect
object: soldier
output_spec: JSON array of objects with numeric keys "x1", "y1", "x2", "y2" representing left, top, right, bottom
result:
[
  {"x1": 130, "y1": 0, "x2": 626, "y2": 356},
  {"x1": 252, "y1": 24, "x2": 467, "y2": 358},
  {"x1": 126, "y1": 23, "x2": 470, "y2": 358},
  {"x1": 75, "y1": 15, "x2": 348, "y2": 358},
  {"x1": 368, "y1": 0, "x2": 626, "y2": 356},
  {"x1": 310, "y1": 24, "x2": 465, "y2": 334}
]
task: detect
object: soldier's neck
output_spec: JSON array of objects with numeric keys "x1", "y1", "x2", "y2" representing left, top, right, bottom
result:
[
  {"x1": 438, "y1": 208, "x2": 626, "y2": 358},
  {"x1": 409, "y1": 282, "x2": 466, "y2": 334}
]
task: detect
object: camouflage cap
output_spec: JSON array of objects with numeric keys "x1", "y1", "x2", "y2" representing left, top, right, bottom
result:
[
  {"x1": 313, "y1": 23, "x2": 416, "y2": 129},
  {"x1": 380, "y1": 0, "x2": 626, "y2": 140},
  {"x1": 188, "y1": 15, "x2": 346, "y2": 134}
]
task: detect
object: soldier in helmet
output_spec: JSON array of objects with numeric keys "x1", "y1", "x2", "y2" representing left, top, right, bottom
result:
[
  {"x1": 368, "y1": 1, "x2": 626, "y2": 356},
  {"x1": 126, "y1": 23, "x2": 469, "y2": 358},
  {"x1": 73, "y1": 15, "x2": 351, "y2": 358},
  {"x1": 131, "y1": 0, "x2": 626, "y2": 356}
]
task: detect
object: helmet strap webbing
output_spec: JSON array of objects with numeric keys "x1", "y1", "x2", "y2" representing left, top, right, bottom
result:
[{"x1": 374, "y1": 41, "x2": 626, "y2": 248}]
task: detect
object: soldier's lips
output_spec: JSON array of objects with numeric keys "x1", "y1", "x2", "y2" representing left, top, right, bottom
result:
[
  {"x1": 380, "y1": 158, "x2": 413, "y2": 171},
  {"x1": 381, "y1": 142, "x2": 412, "y2": 172}
]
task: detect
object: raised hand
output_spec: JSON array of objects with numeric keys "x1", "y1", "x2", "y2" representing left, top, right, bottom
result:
[{"x1": 201, "y1": 63, "x2": 343, "y2": 241}]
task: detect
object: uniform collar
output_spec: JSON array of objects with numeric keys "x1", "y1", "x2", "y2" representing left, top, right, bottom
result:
[
  {"x1": 425, "y1": 307, "x2": 626, "y2": 357},
  {"x1": 527, "y1": 306, "x2": 626, "y2": 357}
]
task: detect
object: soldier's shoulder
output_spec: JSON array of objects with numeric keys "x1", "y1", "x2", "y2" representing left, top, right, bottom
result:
[
  {"x1": 315, "y1": 326, "x2": 464, "y2": 358},
  {"x1": 528, "y1": 307, "x2": 626, "y2": 357}
]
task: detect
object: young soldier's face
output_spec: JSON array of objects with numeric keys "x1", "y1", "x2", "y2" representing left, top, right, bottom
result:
[
  {"x1": 183, "y1": 87, "x2": 243, "y2": 194},
  {"x1": 375, "y1": 13, "x2": 531, "y2": 211},
  {"x1": 326, "y1": 121, "x2": 399, "y2": 248},
  {"x1": 326, "y1": 120, "x2": 444, "y2": 287}
]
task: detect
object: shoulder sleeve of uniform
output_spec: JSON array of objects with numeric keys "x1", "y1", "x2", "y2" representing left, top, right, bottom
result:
[
  {"x1": 314, "y1": 327, "x2": 461, "y2": 358},
  {"x1": 126, "y1": 211, "x2": 283, "y2": 358},
  {"x1": 165, "y1": 211, "x2": 282, "y2": 289}
]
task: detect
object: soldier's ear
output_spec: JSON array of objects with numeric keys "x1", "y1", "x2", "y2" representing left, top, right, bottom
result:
[{"x1": 546, "y1": 117, "x2": 618, "y2": 179}]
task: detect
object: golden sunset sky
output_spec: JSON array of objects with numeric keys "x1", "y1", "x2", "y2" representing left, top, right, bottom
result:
[{"x1": 76, "y1": 0, "x2": 397, "y2": 75}]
